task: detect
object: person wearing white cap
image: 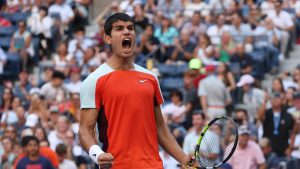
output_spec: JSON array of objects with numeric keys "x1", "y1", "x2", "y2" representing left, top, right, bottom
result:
[
  {"x1": 237, "y1": 74, "x2": 265, "y2": 123},
  {"x1": 228, "y1": 125, "x2": 266, "y2": 169}
]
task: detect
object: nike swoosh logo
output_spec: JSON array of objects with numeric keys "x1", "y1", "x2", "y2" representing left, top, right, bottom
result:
[{"x1": 140, "y1": 80, "x2": 147, "y2": 83}]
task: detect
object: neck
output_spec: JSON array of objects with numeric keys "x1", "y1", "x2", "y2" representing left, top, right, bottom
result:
[
  {"x1": 273, "y1": 106, "x2": 282, "y2": 112},
  {"x1": 107, "y1": 54, "x2": 134, "y2": 70},
  {"x1": 29, "y1": 154, "x2": 39, "y2": 161}
]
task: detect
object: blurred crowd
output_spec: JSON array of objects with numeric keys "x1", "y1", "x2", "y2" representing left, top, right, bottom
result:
[{"x1": 1, "y1": 0, "x2": 300, "y2": 169}]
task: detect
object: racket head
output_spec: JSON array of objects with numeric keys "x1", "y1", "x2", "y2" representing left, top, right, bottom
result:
[{"x1": 189, "y1": 116, "x2": 238, "y2": 169}]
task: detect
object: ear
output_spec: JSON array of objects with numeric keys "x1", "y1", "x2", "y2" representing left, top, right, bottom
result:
[{"x1": 104, "y1": 34, "x2": 112, "y2": 45}]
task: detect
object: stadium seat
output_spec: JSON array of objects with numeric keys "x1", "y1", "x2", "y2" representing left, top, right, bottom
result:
[
  {"x1": 0, "y1": 37, "x2": 11, "y2": 50},
  {"x1": 156, "y1": 64, "x2": 178, "y2": 77},
  {"x1": 175, "y1": 64, "x2": 189, "y2": 76},
  {"x1": 161, "y1": 77, "x2": 184, "y2": 91},
  {"x1": 0, "y1": 26, "x2": 16, "y2": 36},
  {"x1": 2, "y1": 52, "x2": 20, "y2": 80},
  {"x1": 10, "y1": 12, "x2": 29, "y2": 23}
]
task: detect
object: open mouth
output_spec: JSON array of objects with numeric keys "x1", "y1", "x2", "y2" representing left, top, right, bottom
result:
[{"x1": 122, "y1": 38, "x2": 132, "y2": 50}]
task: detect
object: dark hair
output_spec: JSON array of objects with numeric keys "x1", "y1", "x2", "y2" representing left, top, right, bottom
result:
[
  {"x1": 75, "y1": 26, "x2": 85, "y2": 33},
  {"x1": 272, "y1": 77, "x2": 284, "y2": 93},
  {"x1": 235, "y1": 108, "x2": 249, "y2": 118},
  {"x1": 52, "y1": 71, "x2": 65, "y2": 80},
  {"x1": 170, "y1": 90, "x2": 183, "y2": 101},
  {"x1": 104, "y1": 13, "x2": 135, "y2": 36},
  {"x1": 55, "y1": 143, "x2": 67, "y2": 155},
  {"x1": 39, "y1": 6, "x2": 48, "y2": 16},
  {"x1": 1, "y1": 87, "x2": 14, "y2": 110},
  {"x1": 193, "y1": 110, "x2": 206, "y2": 120},
  {"x1": 34, "y1": 126, "x2": 48, "y2": 142},
  {"x1": 21, "y1": 136, "x2": 39, "y2": 147}
]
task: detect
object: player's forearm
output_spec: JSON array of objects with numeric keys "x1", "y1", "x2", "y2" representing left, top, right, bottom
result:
[
  {"x1": 157, "y1": 122, "x2": 187, "y2": 164},
  {"x1": 78, "y1": 125, "x2": 98, "y2": 152}
]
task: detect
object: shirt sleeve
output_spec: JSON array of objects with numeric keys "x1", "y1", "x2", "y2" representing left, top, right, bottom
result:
[
  {"x1": 253, "y1": 142, "x2": 266, "y2": 165},
  {"x1": 198, "y1": 81, "x2": 206, "y2": 97},
  {"x1": 153, "y1": 76, "x2": 164, "y2": 105},
  {"x1": 80, "y1": 75, "x2": 99, "y2": 109}
]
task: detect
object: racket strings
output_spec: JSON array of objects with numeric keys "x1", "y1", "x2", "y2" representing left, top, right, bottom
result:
[{"x1": 196, "y1": 118, "x2": 238, "y2": 168}]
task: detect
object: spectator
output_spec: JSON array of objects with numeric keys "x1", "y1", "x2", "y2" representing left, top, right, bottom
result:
[
  {"x1": 267, "y1": 0, "x2": 294, "y2": 59},
  {"x1": 53, "y1": 41, "x2": 75, "y2": 74},
  {"x1": 167, "y1": 29, "x2": 196, "y2": 64},
  {"x1": 0, "y1": 137, "x2": 16, "y2": 168},
  {"x1": 288, "y1": 91, "x2": 300, "y2": 122},
  {"x1": 182, "y1": 70, "x2": 201, "y2": 129},
  {"x1": 216, "y1": 62, "x2": 236, "y2": 92},
  {"x1": 260, "y1": 0, "x2": 274, "y2": 15},
  {"x1": 285, "y1": 87, "x2": 297, "y2": 109},
  {"x1": 119, "y1": 0, "x2": 138, "y2": 17},
  {"x1": 230, "y1": 43, "x2": 254, "y2": 76},
  {"x1": 40, "y1": 70, "x2": 67, "y2": 105},
  {"x1": 216, "y1": 31, "x2": 236, "y2": 62},
  {"x1": 144, "y1": 0, "x2": 157, "y2": 15},
  {"x1": 271, "y1": 77, "x2": 285, "y2": 94},
  {"x1": 47, "y1": 105, "x2": 60, "y2": 131},
  {"x1": 68, "y1": 27, "x2": 94, "y2": 65},
  {"x1": 14, "y1": 70, "x2": 32, "y2": 105},
  {"x1": 198, "y1": 65, "x2": 231, "y2": 120},
  {"x1": 206, "y1": 13, "x2": 230, "y2": 45},
  {"x1": 157, "y1": 0, "x2": 182, "y2": 19},
  {"x1": 15, "y1": 106, "x2": 26, "y2": 130},
  {"x1": 133, "y1": 4, "x2": 149, "y2": 35},
  {"x1": 259, "y1": 137, "x2": 280, "y2": 169},
  {"x1": 230, "y1": 13, "x2": 252, "y2": 43},
  {"x1": 48, "y1": 115, "x2": 70, "y2": 150},
  {"x1": 66, "y1": 67, "x2": 82, "y2": 93},
  {"x1": 237, "y1": 74, "x2": 264, "y2": 122},
  {"x1": 55, "y1": 143, "x2": 77, "y2": 169},
  {"x1": 182, "y1": 12, "x2": 207, "y2": 41},
  {"x1": 135, "y1": 24, "x2": 160, "y2": 59},
  {"x1": 193, "y1": 34, "x2": 217, "y2": 66},
  {"x1": 183, "y1": 112, "x2": 206, "y2": 154},
  {"x1": 2, "y1": 126, "x2": 18, "y2": 143},
  {"x1": 27, "y1": 6, "x2": 53, "y2": 58},
  {"x1": 34, "y1": 126, "x2": 48, "y2": 144},
  {"x1": 228, "y1": 126, "x2": 266, "y2": 169},
  {"x1": 9, "y1": 21, "x2": 34, "y2": 70},
  {"x1": 27, "y1": 96, "x2": 48, "y2": 127},
  {"x1": 258, "y1": 92, "x2": 296, "y2": 157},
  {"x1": 49, "y1": 0, "x2": 74, "y2": 28},
  {"x1": 162, "y1": 90, "x2": 187, "y2": 126},
  {"x1": 234, "y1": 108, "x2": 258, "y2": 141},
  {"x1": 0, "y1": 47, "x2": 7, "y2": 74},
  {"x1": 15, "y1": 136, "x2": 55, "y2": 169},
  {"x1": 209, "y1": 0, "x2": 233, "y2": 15},
  {"x1": 1, "y1": 87, "x2": 14, "y2": 112},
  {"x1": 184, "y1": 0, "x2": 209, "y2": 17},
  {"x1": 159, "y1": 149, "x2": 180, "y2": 169},
  {"x1": 154, "y1": 15, "x2": 178, "y2": 62}
]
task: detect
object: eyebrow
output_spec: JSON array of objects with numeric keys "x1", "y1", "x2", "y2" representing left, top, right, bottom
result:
[{"x1": 113, "y1": 24, "x2": 134, "y2": 29}]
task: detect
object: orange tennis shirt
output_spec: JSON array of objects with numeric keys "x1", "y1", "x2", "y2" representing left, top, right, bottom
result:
[{"x1": 80, "y1": 63, "x2": 164, "y2": 169}]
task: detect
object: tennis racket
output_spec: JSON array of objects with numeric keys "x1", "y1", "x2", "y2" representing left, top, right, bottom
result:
[{"x1": 187, "y1": 116, "x2": 238, "y2": 169}]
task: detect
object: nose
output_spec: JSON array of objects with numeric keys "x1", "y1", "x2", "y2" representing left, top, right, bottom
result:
[{"x1": 123, "y1": 28, "x2": 130, "y2": 35}]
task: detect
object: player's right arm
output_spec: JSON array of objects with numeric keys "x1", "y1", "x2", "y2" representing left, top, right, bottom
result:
[{"x1": 79, "y1": 108, "x2": 114, "y2": 169}]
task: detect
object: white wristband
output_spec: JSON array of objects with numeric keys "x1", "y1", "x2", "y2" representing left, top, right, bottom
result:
[{"x1": 89, "y1": 145, "x2": 104, "y2": 165}]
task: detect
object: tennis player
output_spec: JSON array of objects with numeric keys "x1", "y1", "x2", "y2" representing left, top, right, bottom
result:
[{"x1": 79, "y1": 13, "x2": 191, "y2": 169}]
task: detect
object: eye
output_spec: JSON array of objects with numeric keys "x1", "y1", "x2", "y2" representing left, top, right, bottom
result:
[
  {"x1": 115, "y1": 26, "x2": 123, "y2": 31},
  {"x1": 128, "y1": 26, "x2": 134, "y2": 31}
]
